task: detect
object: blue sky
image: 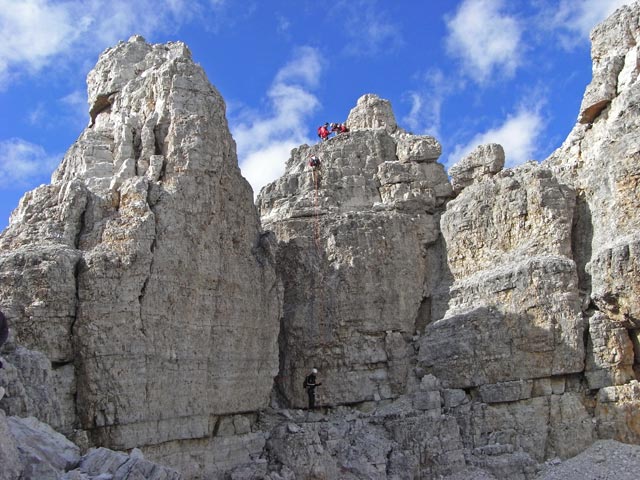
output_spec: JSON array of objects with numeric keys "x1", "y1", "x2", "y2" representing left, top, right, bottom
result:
[{"x1": 0, "y1": 0, "x2": 633, "y2": 232}]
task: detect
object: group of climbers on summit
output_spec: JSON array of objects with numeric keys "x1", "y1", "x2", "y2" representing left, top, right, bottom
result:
[
  {"x1": 317, "y1": 122, "x2": 349, "y2": 141},
  {"x1": 310, "y1": 121, "x2": 349, "y2": 170}
]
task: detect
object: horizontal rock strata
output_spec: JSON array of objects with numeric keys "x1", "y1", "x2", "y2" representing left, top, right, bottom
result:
[{"x1": 0, "y1": 35, "x2": 281, "y2": 471}]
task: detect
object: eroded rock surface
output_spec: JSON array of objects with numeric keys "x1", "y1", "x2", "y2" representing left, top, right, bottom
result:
[
  {"x1": 1, "y1": 2, "x2": 640, "y2": 479},
  {"x1": 0, "y1": 35, "x2": 281, "y2": 473},
  {"x1": 258, "y1": 97, "x2": 452, "y2": 409},
  {"x1": 544, "y1": 0, "x2": 640, "y2": 442},
  {"x1": 448, "y1": 143, "x2": 505, "y2": 194}
]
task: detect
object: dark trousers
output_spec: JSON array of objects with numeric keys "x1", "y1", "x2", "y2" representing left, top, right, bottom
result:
[{"x1": 307, "y1": 388, "x2": 315, "y2": 409}]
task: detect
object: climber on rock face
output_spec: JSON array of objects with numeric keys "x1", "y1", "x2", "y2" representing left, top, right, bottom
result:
[
  {"x1": 303, "y1": 368, "x2": 322, "y2": 410},
  {"x1": 308, "y1": 155, "x2": 321, "y2": 169},
  {"x1": 339, "y1": 123, "x2": 349, "y2": 133}
]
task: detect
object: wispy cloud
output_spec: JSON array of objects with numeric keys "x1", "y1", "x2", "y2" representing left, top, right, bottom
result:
[
  {"x1": 445, "y1": 0, "x2": 522, "y2": 84},
  {"x1": 0, "y1": 0, "x2": 84, "y2": 86},
  {"x1": 0, "y1": 0, "x2": 215, "y2": 89},
  {"x1": 446, "y1": 106, "x2": 544, "y2": 170},
  {"x1": 24, "y1": 90, "x2": 88, "y2": 132},
  {"x1": 233, "y1": 46, "x2": 324, "y2": 196},
  {"x1": 0, "y1": 138, "x2": 60, "y2": 187},
  {"x1": 60, "y1": 90, "x2": 90, "y2": 131},
  {"x1": 402, "y1": 69, "x2": 464, "y2": 138},
  {"x1": 543, "y1": 0, "x2": 633, "y2": 48},
  {"x1": 335, "y1": 0, "x2": 403, "y2": 56}
]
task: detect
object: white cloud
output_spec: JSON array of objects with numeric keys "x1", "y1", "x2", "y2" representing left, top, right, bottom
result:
[
  {"x1": 0, "y1": 0, "x2": 203, "y2": 88},
  {"x1": 446, "y1": 108, "x2": 544, "y2": 170},
  {"x1": 0, "y1": 0, "x2": 83, "y2": 85},
  {"x1": 239, "y1": 141, "x2": 301, "y2": 197},
  {"x1": 233, "y1": 47, "x2": 323, "y2": 196},
  {"x1": 276, "y1": 14, "x2": 291, "y2": 36},
  {"x1": 550, "y1": 0, "x2": 632, "y2": 46},
  {"x1": 445, "y1": 0, "x2": 522, "y2": 83},
  {"x1": 274, "y1": 47, "x2": 323, "y2": 88},
  {"x1": 0, "y1": 138, "x2": 60, "y2": 187}
]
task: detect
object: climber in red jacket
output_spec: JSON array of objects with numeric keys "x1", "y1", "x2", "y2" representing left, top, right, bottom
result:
[{"x1": 317, "y1": 123, "x2": 331, "y2": 141}]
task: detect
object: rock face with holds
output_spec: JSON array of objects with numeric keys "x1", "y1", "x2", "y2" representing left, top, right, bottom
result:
[
  {"x1": 2, "y1": 2, "x2": 640, "y2": 479},
  {"x1": 256, "y1": 1, "x2": 640, "y2": 477},
  {"x1": 0, "y1": 35, "x2": 281, "y2": 463},
  {"x1": 544, "y1": 2, "x2": 640, "y2": 440},
  {"x1": 258, "y1": 93, "x2": 453, "y2": 409}
]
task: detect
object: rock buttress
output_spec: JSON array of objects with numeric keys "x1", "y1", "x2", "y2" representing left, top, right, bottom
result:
[{"x1": 0, "y1": 36, "x2": 281, "y2": 466}]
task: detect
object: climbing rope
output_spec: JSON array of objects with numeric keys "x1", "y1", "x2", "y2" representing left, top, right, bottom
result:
[{"x1": 312, "y1": 168, "x2": 322, "y2": 251}]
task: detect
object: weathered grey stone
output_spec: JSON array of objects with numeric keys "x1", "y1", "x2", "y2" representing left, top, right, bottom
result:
[
  {"x1": 596, "y1": 380, "x2": 640, "y2": 443},
  {"x1": 0, "y1": 410, "x2": 22, "y2": 480},
  {"x1": 589, "y1": 237, "x2": 640, "y2": 328},
  {"x1": 531, "y1": 378, "x2": 552, "y2": 397},
  {"x1": 443, "y1": 389, "x2": 468, "y2": 409},
  {"x1": 577, "y1": 4, "x2": 638, "y2": 124},
  {"x1": 442, "y1": 162, "x2": 575, "y2": 279},
  {"x1": 259, "y1": 408, "x2": 466, "y2": 479},
  {"x1": 413, "y1": 390, "x2": 442, "y2": 411},
  {"x1": 0, "y1": 36, "x2": 281, "y2": 469},
  {"x1": 585, "y1": 312, "x2": 635, "y2": 389},
  {"x1": 143, "y1": 432, "x2": 266, "y2": 480},
  {"x1": 534, "y1": 440, "x2": 640, "y2": 480},
  {"x1": 0, "y1": 347, "x2": 66, "y2": 432},
  {"x1": 0, "y1": 2, "x2": 639, "y2": 478},
  {"x1": 79, "y1": 446, "x2": 182, "y2": 480},
  {"x1": 449, "y1": 143, "x2": 505, "y2": 193},
  {"x1": 547, "y1": 393, "x2": 595, "y2": 460},
  {"x1": 8, "y1": 416, "x2": 80, "y2": 476},
  {"x1": 478, "y1": 380, "x2": 533, "y2": 404},
  {"x1": 546, "y1": 3, "x2": 640, "y2": 328},
  {"x1": 419, "y1": 257, "x2": 584, "y2": 389},
  {"x1": 258, "y1": 101, "x2": 453, "y2": 409},
  {"x1": 346, "y1": 93, "x2": 398, "y2": 133},
  {"x1": 395, "y1": 133, "x2": 442, "y2": 163}
]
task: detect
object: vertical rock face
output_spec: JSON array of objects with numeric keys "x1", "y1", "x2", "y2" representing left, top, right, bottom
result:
[
  {"x1": 448, "y1": 143, "x2": 505, "y2": 194},
  {"x1": 423, "y1": 162, "x2": 584, "y2": 388},
  {"x1": 0, "y1": 35, "x2": 281, "y2": 457},
  {"x1": 258, "y1": 96, "x2": 453, "y2": 408},
  {"x1": 545, "y1": 2, "x2": 640, "y2": 395},
  {"x1": 1, "y1": 2, "x2": 640, "y2": 478}
]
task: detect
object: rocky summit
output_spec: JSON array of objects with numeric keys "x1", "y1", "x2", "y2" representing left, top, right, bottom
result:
[{"x1": 1, "y1": 2, "x2": 640, "y2": 480}]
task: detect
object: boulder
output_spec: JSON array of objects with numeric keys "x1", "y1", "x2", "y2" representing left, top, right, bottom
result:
[
  {"x1": 448, "y1": 143, "x2": 505, "y2": 193},
  {"x1": 346, "y1": 94, "x2": 398, "y2": 133},
  {"x1": 0, "y1": 410, "x2": 22, "y2": 480},
  {"x1": 8, "y1": 416, "x2": 80, "y2": 478}
]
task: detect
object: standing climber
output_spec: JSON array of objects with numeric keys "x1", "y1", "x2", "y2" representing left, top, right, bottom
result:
[
  {"x1": 303, "y1": 368, "x2": 322, "y2": 410},
  {"x1": 317, "y1": 123, "x2": 331, "y2": 141},
  {"x1": 0, "y1": 310, "x2": 8, "y2": 370}
]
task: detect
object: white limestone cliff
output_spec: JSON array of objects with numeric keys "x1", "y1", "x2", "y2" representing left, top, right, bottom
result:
[
  {"x1": 2, "y1": 2, "x2": 640, "y2": 478},
  {"x1": 0, "y1": 35, "x2": 281, "y2": 473}
]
